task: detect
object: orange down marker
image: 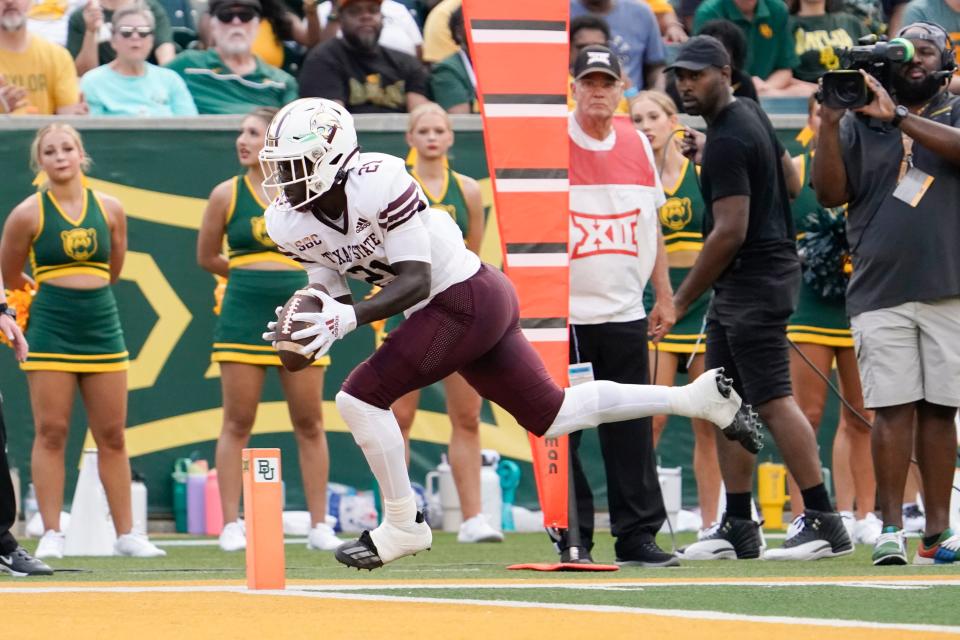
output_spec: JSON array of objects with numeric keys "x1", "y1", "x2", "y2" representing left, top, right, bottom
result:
[{"x1": 242, "y1": 448, "x2": 285, "y2": 590}]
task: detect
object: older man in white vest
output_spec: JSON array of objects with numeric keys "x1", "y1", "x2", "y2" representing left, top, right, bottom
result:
[{"x1": 555, "y1": 44, "x2": 678, "y2": 567}]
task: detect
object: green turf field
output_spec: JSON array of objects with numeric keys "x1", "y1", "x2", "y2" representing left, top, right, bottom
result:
[{"x1": 9, "y1": 531, "x2": 960, "y2": 629}]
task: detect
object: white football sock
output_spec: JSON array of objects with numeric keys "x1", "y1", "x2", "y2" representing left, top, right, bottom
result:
[
  {"x1": 543, "y1": 380, "x2": 675, "y2": 438},
  {"x1": 335, "y1": 391, "x2": 415, "y2": 519}
]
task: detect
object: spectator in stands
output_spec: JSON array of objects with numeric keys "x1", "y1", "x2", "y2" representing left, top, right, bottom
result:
[
  {"x1": 420, "y1": 0, "x2": 457, "y2": 63},
  {"x1": 166, "y1": 0, "x2": 298, "y2": 114},
  {"x1": 789, "y1": 0, "x2": 869, "y2": 84},
  {"x1": 251, "y1": 0, "x2": 319, "y2": 67},
  {"x1": 0, "y1": 0, "x2": 86, "y2": 114},
  {"x1": 841, "y1": 0, "x2": 884, "y2": 34},
  {"x1": 200, "y1": 0, "x2": 321, "y2": 69},
  {"x1": 667, "y1": 19, "x2": 758, "y2": 110},
  {"x1": 429, "y1": 7, "x2": 474, "y2": 112},
  {"x1": 694, "y1": 0, "x2": 813, "y2": 95},
  {"x1": 28, "y1": 0, "x2": 85, "y2": 47},
  {"x1": 902, "y1": 0, "x2": 960, "y2": 92},
  {"x1": 68, "y1": 0, "x2": 175, "y2": 76},
  {"x1": 571, "y1": 0, "x2": 667, "y2": 91},
  {"x1": 80, "y1": 5, "x2": 196, "y2": 115},
  {"x1": 316, "y1": 0, "x2": 422, "y2": 58},
  {"x1": 566, "y1": 15, "x2": 631, "y2": 112},
  {"x1": 299, "y1": 0, "x2": 428, "y2": 113},
  {"x1": 644, "y1": 0, "x2": 690, "y2": 42},
  {"x1": 886, "y1": 0, "x2": 911, "y2": 35}
]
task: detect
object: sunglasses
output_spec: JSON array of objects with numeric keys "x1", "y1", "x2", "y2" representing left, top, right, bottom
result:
[
  {"x1": 214, "y1": 8, "x2": 258, "y2": 23},
  {"x1": 117, "y1": 26, "x2": 154, "y2": 38}
]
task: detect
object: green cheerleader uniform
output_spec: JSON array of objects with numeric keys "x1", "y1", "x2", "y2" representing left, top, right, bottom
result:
[
  {"x1": 378, "y1": 163, "x2": 471, "y2": 342},
  {"x1": 786, "y1": 153, "x2": 853, "y2": 348},
  {"x1": 644, "y1": 159, "x2": 711, "y2": 355},
  {"x1": 211, "y1": 175, "x2": 330, "y2": 366},
  {"x1": 22, "y1": 189, "x2": 128, "y2": 372}
]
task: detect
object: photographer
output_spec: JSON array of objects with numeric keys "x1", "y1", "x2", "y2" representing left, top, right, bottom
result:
[{"x1": 813, "y1": 22, "x2": 960, "y2": 566}]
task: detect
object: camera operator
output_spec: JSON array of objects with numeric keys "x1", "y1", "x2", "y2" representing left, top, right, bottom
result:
[{"x1": 813, "y1": 22, "x2": 960, "y2": 566}]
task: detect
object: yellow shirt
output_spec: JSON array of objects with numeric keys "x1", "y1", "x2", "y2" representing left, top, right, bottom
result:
[
  {"x1": 646, "y1": 0, "x2": 674, "y2": 14},
  {"x1": 0, "y1": 35, "x2": 78, "y2": 115},
  {"x1": 252, "y1": 20, "x2": 284, "y2": 69},
  {"x1": 422, "y1": 0, "x2": 460, "y2": 63}
]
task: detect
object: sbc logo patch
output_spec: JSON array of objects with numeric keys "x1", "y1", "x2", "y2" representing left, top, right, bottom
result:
[{"x1": 60, "y1": 227, "x2": 98, "y2": 261}]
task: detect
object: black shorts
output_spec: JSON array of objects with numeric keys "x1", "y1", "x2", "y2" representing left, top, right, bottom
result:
[{"x1": 705, "y1": 264, "x2": 800, "y2": 407}]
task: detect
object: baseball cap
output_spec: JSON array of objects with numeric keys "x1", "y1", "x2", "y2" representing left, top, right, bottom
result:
[
  {"x1": 573, "y1": 45, "x2": 622, "y2": 81},
  {"x1": 209, "y1": 0, "x2": 261, "y2": 14},
  {"x1": 898, "y1": 22, "x2": 952, "y2": 52},
  {"x1": 665, "y1": 35, "x2": 731, "y2": 72}
]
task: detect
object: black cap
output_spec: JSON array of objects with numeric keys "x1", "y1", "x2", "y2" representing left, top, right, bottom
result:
[
  {"x1": 209, "y1": 0, "x2": 262, "y2": 14},
  {"x1": 573, "y1": 45, "x2": 622, "y2": 81},
  {"x1": 665, "y1": 35, "x2": 731, "y2": 72}
]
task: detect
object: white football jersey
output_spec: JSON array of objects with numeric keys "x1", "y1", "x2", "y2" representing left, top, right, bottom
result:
[{"x1": 266, "y1": 153, "x2": 481, "y2": 315}]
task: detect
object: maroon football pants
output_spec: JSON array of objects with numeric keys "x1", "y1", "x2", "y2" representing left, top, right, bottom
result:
[{"x1": 342, "y1": 264, "x2": 565, "y2": 435}]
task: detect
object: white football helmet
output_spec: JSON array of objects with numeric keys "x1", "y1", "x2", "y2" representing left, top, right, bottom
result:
[{"x1": 260, "y1": 98, "x2": 361, "y2": 207}]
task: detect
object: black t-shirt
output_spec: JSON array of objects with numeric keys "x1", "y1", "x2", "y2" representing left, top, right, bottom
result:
[
  {"x1": 701, "y1": 98, "x2": 798, "y2": 281},
  {"x1": 667, "y1": 68, "x2": 758, "y2": 114},
  {"x1": 299, "y1": 39, "x2": 428, "y2": 113}
]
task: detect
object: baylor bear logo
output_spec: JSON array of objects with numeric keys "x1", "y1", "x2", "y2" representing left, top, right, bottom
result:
[
  {"x1": 659, "y1": 197, "x2": 693, "y2": 231},
  {"x1": 60, "y1": 228, "x2": 98, "y2": 261},
  {"x1": 251, "y1": 216, "x2": 275, "y2": 247}
]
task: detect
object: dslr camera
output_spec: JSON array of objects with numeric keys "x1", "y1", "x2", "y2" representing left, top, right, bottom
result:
[{"x1": 820, "y1": 35, "x2": 915, "y2": 109}]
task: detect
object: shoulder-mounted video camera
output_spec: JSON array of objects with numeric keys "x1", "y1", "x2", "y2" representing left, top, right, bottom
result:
[{"x1": 819, "y1": 35, "x2": 915, "y2": 109}]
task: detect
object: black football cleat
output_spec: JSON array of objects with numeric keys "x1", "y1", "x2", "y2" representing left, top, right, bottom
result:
[
  {"x1": 723, "y1": 404, "x2": 764, "y2": 454},
  {"x1": 334, "y1": 531, "x2": 384, "y2": 571}
]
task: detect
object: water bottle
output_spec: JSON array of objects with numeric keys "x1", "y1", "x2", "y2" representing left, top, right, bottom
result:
[
  {"x1": 497, "y1": 460, "x2": 521, "y2": 532},
  {"x1": 205, "y1": 469, "x2": 223, "y2": 536},
  {"x1": 480, "y1": 451, "x2": 503, "y2": 531},
  {"x1": 131, "y1": 472, "x2": 148, "y2": 535},
  {"x1": 24, "y1": 483, "x2": 39, "y2": 537},
  {"x1": 171, "y1": 458, "x2": 190, "y2": 533},
  {"x1": 186, "y1": 459, "x2": 208, "y2": 535}
]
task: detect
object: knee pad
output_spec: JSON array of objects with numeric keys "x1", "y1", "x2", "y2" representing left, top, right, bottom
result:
[
  {"x1": 548, "y1": 381, "x2": 604, "y2": 433},
  {"x1": 335, "y1": 390, "x2": 404, "y2": 454}
]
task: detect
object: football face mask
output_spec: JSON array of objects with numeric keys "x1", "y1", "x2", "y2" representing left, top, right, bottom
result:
[{"x1": 260, "y1": 98, "x2": 360, "y2": 209}]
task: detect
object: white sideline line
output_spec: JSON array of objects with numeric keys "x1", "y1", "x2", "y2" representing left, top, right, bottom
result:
[
  {"x1": 5, "y1": 582, "x2": 960, "y2": 634},
  {"x1": 292, "y1": 579, "x2": 960, "y2": 590}
]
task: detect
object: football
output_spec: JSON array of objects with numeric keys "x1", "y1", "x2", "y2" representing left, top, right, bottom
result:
[{"x1": 274, "y1": 284, "x2": 327, "y2": 372}]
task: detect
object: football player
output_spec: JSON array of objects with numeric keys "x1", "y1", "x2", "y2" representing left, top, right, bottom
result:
[{"x1": 260, "y1": 98, "x2": 760, "y2": 570}]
